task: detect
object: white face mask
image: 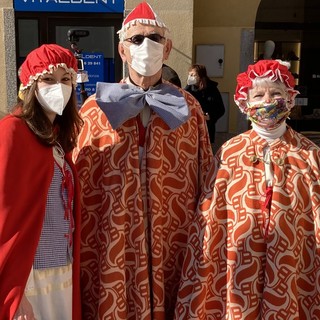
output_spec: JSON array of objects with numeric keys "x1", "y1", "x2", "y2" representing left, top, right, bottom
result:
[
  {"x1": 128, "y1": 37, "x2": 164, "y2": 76},
  {"x1": 36, "y1": 83, "x2": 72, "y2": 116},
  {"x1": 187, "y1": 75, "x2": 197, "y2": 86}
]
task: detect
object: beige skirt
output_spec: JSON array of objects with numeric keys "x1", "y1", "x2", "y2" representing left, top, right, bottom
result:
[{"x1": 25, "y1": 264, "x2": 72, "y2": 320}]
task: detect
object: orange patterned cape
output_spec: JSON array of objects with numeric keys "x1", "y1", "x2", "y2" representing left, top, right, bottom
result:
[
  {"x1": 175, "y1": 127, "x2": 320, "y2": 320},
  {"x1": 72, "y1": 86, "x2": 213, "y2": 319}
]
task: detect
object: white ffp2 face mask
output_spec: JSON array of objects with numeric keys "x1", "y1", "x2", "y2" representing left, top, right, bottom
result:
[
  {"x1": 128, "y1": 37, "x2": 164, "y2": 76},
  {"x1": 36, "y1": 83, "x2": 72, "y2": 116},
  {"x1": 187, "y1": 75, "x2": 197, "y2": 86}
]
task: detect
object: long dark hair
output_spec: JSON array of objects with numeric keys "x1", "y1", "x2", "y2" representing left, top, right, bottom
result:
[
  {"x1": 13, "y1": 82, "x2": 83, "y2": 153},
  {"x1": 189, "y1": 64, "x2": 209, "y2": 90}
]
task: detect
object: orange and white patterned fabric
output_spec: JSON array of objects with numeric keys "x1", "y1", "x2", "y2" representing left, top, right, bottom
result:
[
  {"x1": 72, "y1": 88, "x2": 213, "y2": 319},
  {"x1": 175, "y1": 127, "x2": 320, "y2": 320}
]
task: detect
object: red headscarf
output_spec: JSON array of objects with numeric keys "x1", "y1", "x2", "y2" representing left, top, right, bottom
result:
[
  {"x1": 234, "y1": 60, "x2": 299, "y2": 111},
  {"x1": 19, "y1": 44, "x2": 78, "y2": 90}
]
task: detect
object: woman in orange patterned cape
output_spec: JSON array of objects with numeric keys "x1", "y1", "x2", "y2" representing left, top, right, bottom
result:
[
  {"x1": 72, "y1": 2, "x2": 213, "y2": 320},
  {"x1": 174, "y1": 59, "x2": 320, "y2": 319}
]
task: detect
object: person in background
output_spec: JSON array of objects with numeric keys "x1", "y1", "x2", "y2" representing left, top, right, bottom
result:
[
  {"x1": 175, "y1": 59, "x2": 320, "y2": 319},
  {"x1": 72, "y1": 2, "x2": 213, "y2": 319},
  {"x1": 162, "y1": 63, "x2": 182, "y2": 87},
  {"x1": 185, "y1": 64, "x2": 225, "y2": 143},
  {"x1": 0, "y1": 44, "x2": 83, "y2": 320}
]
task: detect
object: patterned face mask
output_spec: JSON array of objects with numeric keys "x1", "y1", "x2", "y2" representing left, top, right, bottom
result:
[{"x1": 244, "y1": 98, "x2": 291, "y2": 130}]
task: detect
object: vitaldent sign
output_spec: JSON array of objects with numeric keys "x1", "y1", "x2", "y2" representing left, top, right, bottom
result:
[{"x1": 14, "y1": 0, "x2": 124, "y2": 13}]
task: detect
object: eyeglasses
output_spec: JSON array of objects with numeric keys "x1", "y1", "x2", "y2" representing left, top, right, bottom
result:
[{"x1": 124, "y1": 34, "x2": 166, "y2": 45}]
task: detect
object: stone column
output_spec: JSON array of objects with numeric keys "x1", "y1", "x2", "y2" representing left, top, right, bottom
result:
[{"x1": 0, "y1": 0, "x2": 16, "y2": 117}]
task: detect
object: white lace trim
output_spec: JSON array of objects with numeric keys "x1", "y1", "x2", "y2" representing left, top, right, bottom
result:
[
  {"x1": 118, "y1": 18, "x2": 168, "y2": 34},
  {"x1": 20, "y1": 63, "x2": 77, "y2": 91}
]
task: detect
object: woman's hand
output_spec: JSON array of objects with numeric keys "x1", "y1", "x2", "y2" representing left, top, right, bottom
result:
[{"x1": 13, "y1": 294, "x2": 36, "y2": 320}]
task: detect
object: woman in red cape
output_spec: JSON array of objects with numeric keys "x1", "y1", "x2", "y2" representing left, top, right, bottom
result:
[{"x1": 0, "y1": 44, "x2": 83, "y2": 319}]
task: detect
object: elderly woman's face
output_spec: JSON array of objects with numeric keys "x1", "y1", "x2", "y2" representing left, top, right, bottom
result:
[
  {"x1": 248, "y1": 82, "x2": 287, "y2": 103},
  {"x1": 245, "y1": 80, "x2": 292, "y2": 130}
]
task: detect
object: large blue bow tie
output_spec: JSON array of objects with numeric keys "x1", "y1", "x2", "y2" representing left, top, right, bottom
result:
[{"x1": 95, "y1": 82, "x2": 190, "y2": 129}]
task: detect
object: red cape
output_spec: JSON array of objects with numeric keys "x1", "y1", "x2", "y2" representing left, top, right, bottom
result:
[{"x1": 0, "y1": 115, "x2": 81, "y2": 319}]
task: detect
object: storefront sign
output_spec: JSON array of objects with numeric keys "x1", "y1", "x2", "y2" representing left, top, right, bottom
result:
[
  {"x1": 14, "y1": 0, "x2": 124, "y2": 13},
  {"x1": 76, "y1": 52, "x2": 104, "y2": 106}
]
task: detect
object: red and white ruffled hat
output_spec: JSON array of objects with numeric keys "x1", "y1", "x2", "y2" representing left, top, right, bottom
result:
[
  {"x1": 118, "y1": 2, "x2": 168, "y2": 37},
  {"x1": 234, "y1": 59, "x2": 299, "y2": 111},
  {"x1": 19, "y1": 44, "x2": 78, "y2": 91}
]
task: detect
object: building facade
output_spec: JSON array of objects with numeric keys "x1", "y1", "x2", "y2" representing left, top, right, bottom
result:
[{"x1": 0, "y1": 0, "x2": 263, "y2": 134}]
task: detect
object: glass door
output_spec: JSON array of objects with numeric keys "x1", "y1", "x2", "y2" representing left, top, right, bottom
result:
[{"x1": 16, "y1": 11, "x2": 123, "y2": 101}]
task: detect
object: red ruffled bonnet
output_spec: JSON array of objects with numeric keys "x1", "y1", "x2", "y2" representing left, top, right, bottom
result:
[
  {"x1": 19, "y1": 44, "x2": 78, "y2": 91},
  {"x1": 234, "y1": 60, "x2": 299, "y2": 111}
]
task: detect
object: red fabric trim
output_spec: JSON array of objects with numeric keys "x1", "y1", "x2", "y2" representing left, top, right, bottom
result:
[
  {"x1": 262, "y1": 186, "x2": 273, "y2": 239},
  {"x1": 66, "y1": 153, "x2": 82, "y2": 320},
  {"x1": 136, "y1": 115, "x2": 146, "y2": 146}
]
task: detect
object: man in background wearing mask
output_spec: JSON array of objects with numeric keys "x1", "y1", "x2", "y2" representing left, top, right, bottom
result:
[{"x1": 72, "y1": 2, "x2": 213, "y2": 319}]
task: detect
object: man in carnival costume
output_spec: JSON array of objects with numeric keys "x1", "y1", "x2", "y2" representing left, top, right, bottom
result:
[
  {"x1": 174, "y1": 59, "x2": 320, "y2": 319},
  {"x1": 72, "y1": 2, "x2": 213, "y2": 319}
]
